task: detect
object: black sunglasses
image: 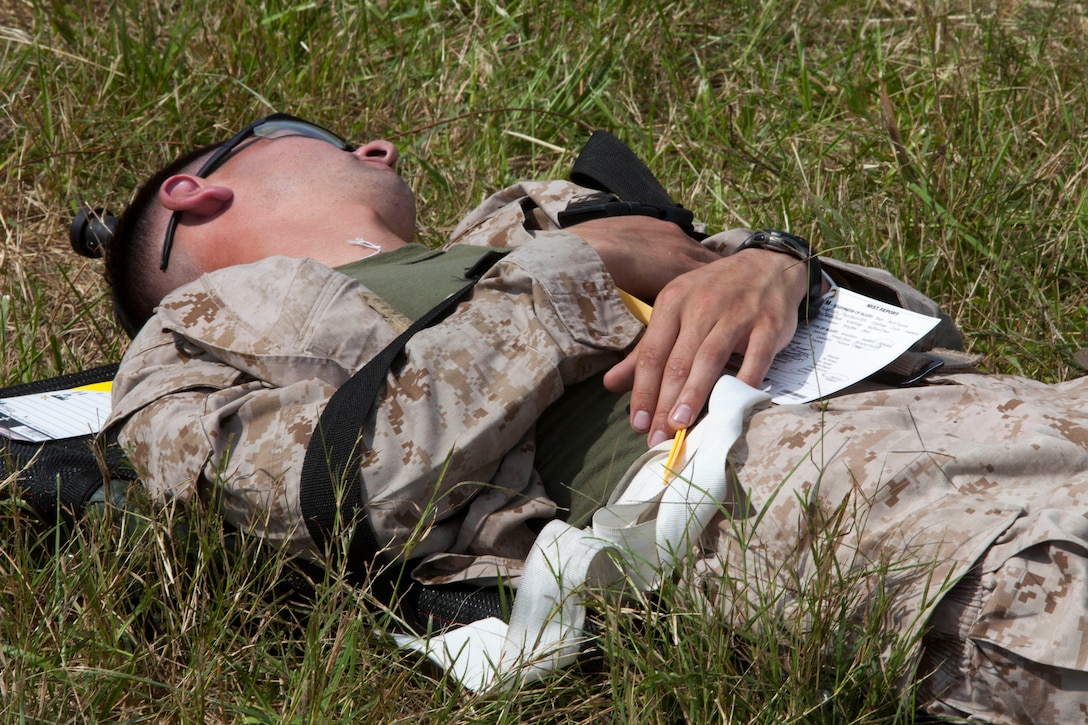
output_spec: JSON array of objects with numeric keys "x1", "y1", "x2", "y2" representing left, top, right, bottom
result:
[{"x1": 159, "y1": 113, "x2": 354, "y2": 271}]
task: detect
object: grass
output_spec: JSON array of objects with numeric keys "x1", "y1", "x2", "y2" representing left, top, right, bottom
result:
[{"x1": 2, "y1": 0, "x2": 1087, "y2": 721}]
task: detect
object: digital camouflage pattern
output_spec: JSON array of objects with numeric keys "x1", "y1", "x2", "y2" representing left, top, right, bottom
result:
[
  {"x1": 107, "y1": 180, "x2": 1087, "y2": 722},
  {"x1": 109, "y1": 227, "x2": 643, "y2": 578},
  {"x1": 693, "y1": 372, "x2": 1088, "y2": 721}
]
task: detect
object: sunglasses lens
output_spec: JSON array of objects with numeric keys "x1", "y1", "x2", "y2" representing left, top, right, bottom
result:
[{"x1": 254, "y1": 119, "x2": 351, "y2": 150}]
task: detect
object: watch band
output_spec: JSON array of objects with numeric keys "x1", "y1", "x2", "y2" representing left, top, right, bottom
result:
[{"x1": 735, "y1": 229, "x2": 825, "y2": 322}]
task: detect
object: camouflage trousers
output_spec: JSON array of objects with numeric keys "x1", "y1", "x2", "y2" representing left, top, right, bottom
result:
[{"x1": 919, "y1": 530, "x2": 1088, "y2": 724}]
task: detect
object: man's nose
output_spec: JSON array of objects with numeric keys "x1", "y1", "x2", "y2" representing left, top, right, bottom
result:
[{"x1": 353, "y1": 140, "x2": 399, "y2": 170}]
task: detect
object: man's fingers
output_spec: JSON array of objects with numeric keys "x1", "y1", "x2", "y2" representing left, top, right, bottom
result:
[
  {"x1": 627, "y1": 335, "x2": 673, "y2": 435},
  {"x1": 733, "y1": 334, "x2": 776, "y2": 389},
  {"x1": 646, "y1": 323, "x2": 743, "y2": 446},
  {"x1": 605, "y1": 250, "x2": 807, "y2": 447},
  {"x1": 602, "y1": 351, "x2": 636, "y2": 394},
  {"x1": 734, "y1": 316, "x2": 795, "y2": 389},
  {"x1": 620, "y1": 305, "x2": 687, "y2": 435}
]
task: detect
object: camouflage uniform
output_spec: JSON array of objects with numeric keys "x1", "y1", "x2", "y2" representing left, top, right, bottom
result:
[
  {"x1": 107, "y1": 181, "x2": 1086, "y2": 722},
  {"x1": 694, "y1": 373, "x2": 1088, "y2": 722}
]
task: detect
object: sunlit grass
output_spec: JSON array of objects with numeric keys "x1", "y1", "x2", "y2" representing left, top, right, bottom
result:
[{"x1": 2, "y1": 0, "x2": 1086, "y2": 721}]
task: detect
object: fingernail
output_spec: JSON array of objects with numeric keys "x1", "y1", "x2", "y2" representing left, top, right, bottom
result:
[
  {"x1": 670, "y1": 404, "x2": 693, "y2": 427},
  {"x1": 648, "y1": 429, "x2": 669, "y2": 447},
  {"x1": 633, "y1": 410, "x2": 651, "y2": 432}
]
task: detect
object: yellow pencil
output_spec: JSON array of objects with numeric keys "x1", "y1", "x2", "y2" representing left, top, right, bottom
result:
[
  {"x1": 663, "y1": 426, "x2": 688, "y2": 484},
  {"x1": 617, "y1": 289, "x2": 653, "y2": 325},
  {"x1": 615, "y1": 288, "x2": 686, "y2": 484}
]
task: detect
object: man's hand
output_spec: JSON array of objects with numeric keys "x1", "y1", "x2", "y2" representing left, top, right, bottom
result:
[
  {"x1": 568, "y1": 216, "x2": 719, "y2": 301},
  {"x1": 602, "y1": 249, "x2": 808, "y2": 447}
]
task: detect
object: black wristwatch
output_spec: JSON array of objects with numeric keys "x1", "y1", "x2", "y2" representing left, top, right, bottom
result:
[{"x1": 735, "y1": 229, "x2": 825, "y2": 323}]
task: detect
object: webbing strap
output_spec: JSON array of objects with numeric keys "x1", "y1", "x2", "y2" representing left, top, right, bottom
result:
[
  {"x1": 299, "y1": 251, "x2": 508, "y2": 584},
  {"x1": 564, "y1": 130, "x2": 697, "y2": 237},
  {"x1": 570, "y1": 130, "x2": 679, "y2": 207}
]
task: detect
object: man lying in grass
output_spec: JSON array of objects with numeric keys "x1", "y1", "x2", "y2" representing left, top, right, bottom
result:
[{"x1": 97, "y1": 113, "x2": 1088, "y2": 723}]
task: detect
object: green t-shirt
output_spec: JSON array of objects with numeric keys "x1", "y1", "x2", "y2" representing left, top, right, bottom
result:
[
  {"x1": 338, "y1": 245, "x2": 645, "y2": 526},
  {"x1": 533, "y1": 376, "x2": 642, "y2": 526},
  {"x1": 337, "y1": 243, "x2": 494, "y2": 321}
]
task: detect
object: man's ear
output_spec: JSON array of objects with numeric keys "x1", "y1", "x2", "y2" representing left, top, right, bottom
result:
[{"x1": 159, "y1": 175, "x2": 234, "y2": 219}]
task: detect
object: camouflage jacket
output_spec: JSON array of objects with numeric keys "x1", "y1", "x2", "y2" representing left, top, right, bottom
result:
[{"x1": 107, "y1": 181, "x2": 973, "y2": 593}]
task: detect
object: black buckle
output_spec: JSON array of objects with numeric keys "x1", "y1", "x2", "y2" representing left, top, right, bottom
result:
[{"x1": 558, "y1": 199, "x2": 695, "y2": 235}]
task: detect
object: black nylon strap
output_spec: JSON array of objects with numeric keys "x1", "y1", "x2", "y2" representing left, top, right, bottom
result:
[
  {"x1": 570, "y1": 130, "x2": 678, "y2": 208},
  {"x1": 565, "y1": 130, "x2": 697, "y2": 237},
  {"x1": 299, "y1": 250, "x2": 507, "y2": 586}
]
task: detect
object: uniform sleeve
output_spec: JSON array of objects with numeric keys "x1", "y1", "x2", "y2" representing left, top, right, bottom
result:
[
  {"x1": 107, "y1": 324, "x2": 343, "y2": 557},
  {"x1": 108, "y1": 238, "x2": 643, "y2": 565},
  {"x1": 359, "y1": 234, "x2": 643, "y2": 561}
]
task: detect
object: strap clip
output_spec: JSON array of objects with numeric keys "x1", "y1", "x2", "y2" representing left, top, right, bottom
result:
[{"x1": 558, "y1": 198, "x2": 696, "y2": 235}]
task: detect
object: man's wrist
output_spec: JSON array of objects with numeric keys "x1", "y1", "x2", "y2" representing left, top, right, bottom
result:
[{"x1": 735, "y1": 229, "x2": 825, "y2": 322}]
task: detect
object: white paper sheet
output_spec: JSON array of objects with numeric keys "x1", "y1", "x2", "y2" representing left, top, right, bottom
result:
[
  {"x1": 0, "y1": 384, "x2": 112, "y2": 442},
  {"x1": 762, "y1": 287, "x2": 940, "y2": 404}
]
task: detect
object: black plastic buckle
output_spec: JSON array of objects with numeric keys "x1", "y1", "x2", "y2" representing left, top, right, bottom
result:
[{"x1": 558, "y1": 199, "x2": 695, "y2": 235}]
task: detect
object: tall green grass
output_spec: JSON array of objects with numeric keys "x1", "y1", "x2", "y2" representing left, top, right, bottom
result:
[{"x1": 2, "y1": 0, "x2": 1086, "y2": 721}]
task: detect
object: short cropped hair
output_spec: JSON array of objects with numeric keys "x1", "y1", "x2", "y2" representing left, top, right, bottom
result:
[{"x1": 107, "y1": 142, "x2": 219, "y2": 338}]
